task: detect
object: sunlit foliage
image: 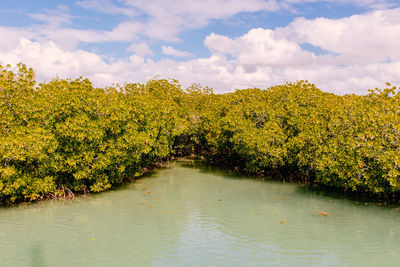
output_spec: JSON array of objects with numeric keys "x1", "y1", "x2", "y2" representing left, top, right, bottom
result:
[
  {"x1": 0, "y1": 64, "x2": 187, "y2": 203},
  {"x1": 1, "y1": 64, "x2": 399, "y2": 203}
]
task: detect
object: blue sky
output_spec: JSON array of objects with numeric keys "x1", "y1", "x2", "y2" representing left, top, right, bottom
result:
[{"x1": 1, "y1": 0, "x2": 400, "y2": 94}]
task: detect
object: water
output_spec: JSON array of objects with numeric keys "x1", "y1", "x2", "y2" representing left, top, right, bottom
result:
[{"x1": 1, "y1": 160, "x2": 400, "y2": 267}]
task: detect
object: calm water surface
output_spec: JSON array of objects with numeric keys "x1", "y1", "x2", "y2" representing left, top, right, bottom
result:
[{"x1": 1, "y1": 160, "x2": 400, "y2": 266}]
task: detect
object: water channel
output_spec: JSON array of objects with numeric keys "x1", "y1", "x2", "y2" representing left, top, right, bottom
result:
[{"x1": 1, "y1": 160, "x2": 400, "y2": 266}]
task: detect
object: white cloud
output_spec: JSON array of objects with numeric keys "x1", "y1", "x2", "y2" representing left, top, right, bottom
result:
[
  {"x1": 161, "y1": 46, "x2": 193, "y2": 58},
  {"x1": 74, "y1": 0, "x2": 400, "y2": 43},
  {"x1": 77, "y1": 0, "x2": 138, "y2": 17},
  {"x1": 7, "y1": 0, "x2": 399, "y2": 50},
  {"x1": 105, "y1": 21, "x2": 144, "y2": 42},
  {"x1": 0, "y1": 38, "x2": 106, "y2": 81},
  {"x1": 0, "y1": 26, "x2": 29, "y2": 52},
  {"x1": 205, "y1": 29, "x2": 315, "y2": 67},
  {"x1": 1, "y1": 5, "x2": 400, "y2": 95},
  {"x1": 280, "y1": 0, "x2": 399, "y2": 9},
  {"x1": 278, "y1": 8, "x2": 400, "y2": 64},
  {"x1": 127, "y1": 43, "x2": 154, "y2": 57},
  {"x1": 34, "y1": 28, "x2": 107, "y2": 50},
  {"x1": 12, "y1": 6, "x2": 108, "y2": 50},
  {"x1": 76, "y1": 0, "x2": 281, "y2": 42},
  {"x1": 29, "y1": 5, "x2": 72, "y2": 28}
]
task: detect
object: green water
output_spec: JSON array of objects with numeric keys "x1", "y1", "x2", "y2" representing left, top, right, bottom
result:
[{"x1": 1, "y1": 160, "x2": 400, "y2": 267}]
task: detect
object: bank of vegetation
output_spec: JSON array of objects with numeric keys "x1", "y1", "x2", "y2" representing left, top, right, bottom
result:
[{"x1": 1, "y1": 64, "x2": 400, "y2": 204}]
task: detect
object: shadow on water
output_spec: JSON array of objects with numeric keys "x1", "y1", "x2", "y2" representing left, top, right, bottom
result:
[
  {"x1": 296, "y1": 183, "x2": 400, "y2": 208},
  {"x1": 177, "y1": 158, "x2": 400, "y2": 208},
  {"x1": 0, "y1": 161, "x2": 173, "y2": 209},
  {"x1": 109, "y1": 166, "x2": 164, "y2": 192},
  {"x1": 177, "y1": 158, "x2": 248, "y2": 180},
  {"x1": 30, "y1": 243, "x2": 46, "y2": 267}
]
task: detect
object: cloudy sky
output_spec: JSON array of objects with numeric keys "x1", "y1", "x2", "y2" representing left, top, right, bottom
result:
[{"x1": 1, "y1": 0, "x2": 399, "y2": 94}]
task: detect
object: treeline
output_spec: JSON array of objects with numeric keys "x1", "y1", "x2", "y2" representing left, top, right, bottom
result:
[{"x1": 1, "y1": 64, "x2": 400, "y2": 204}]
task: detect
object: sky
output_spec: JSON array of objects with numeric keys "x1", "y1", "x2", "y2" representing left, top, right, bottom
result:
[{"x1": 0, "y1": 0, "x2": 400, "y2": 94}]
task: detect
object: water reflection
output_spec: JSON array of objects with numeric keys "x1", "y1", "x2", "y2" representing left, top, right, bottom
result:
[{"x1": 1, "y1": 161, "x2": 400, "y2": 266}]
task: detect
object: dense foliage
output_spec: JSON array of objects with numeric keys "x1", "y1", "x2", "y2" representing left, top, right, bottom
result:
[
  {"x1": 1, "y1": 64, "x2": 400, "y2": 204},
  {"x1": 0, "y1": 64, "x2": 189, "y2": 203},
  {"x1": 197, "y1": 83, "x2": 400, "y2": 198}
]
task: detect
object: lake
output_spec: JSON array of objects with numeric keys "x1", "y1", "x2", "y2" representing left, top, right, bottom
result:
[{"x1": 1, "y1": 160, "x2": 400, "y2": 266}]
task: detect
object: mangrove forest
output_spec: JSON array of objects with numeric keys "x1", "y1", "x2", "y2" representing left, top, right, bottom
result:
[{"x1": 1, "y1": 63, "x2": 400, "y2": 205}]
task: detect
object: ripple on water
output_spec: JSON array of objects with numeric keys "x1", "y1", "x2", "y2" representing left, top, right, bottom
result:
[{"x1": 1, "y1": 161, "x2": 400, "y2": 266}]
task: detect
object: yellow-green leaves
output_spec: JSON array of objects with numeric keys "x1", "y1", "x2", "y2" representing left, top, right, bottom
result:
[
  {"x1": 0, "y1": 65, "x2": 189, "y2": 203},
  {"x1": 1, "y1": 63, "x2": 400, "y2": 204}
]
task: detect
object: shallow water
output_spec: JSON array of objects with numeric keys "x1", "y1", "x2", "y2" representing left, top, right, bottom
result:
[{"x1": 1, "y1": 160, "x2": 400, "y2": 267}]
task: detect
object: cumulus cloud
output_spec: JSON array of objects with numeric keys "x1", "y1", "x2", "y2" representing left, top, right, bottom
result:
[
  {"x1": 127, "y1": 43, "x2": 154, "y2": 57},
  {"x1": 161, "y1": 46, "x2": 193, "y2": 58},
  {"x1": 205, "y1": 29, "x2": 315, "y2": 67},
  {"x1": 8, "y1": 0, "x2": 400, "y2": 49},
  {"x1": 0, "y1": 26, "x2": 30, "y2": 52},
  {"x1": 278, "y1": 8, "x2": 400, "y2": 64},
  {"x1": 74, "y1": 0, "x2": 400, "y2": 43},
  {"x1": 1, "y1": 4, "x2": 400, "y2": 95},
  {"x1": 77, "y1": 0, "x2": 280, "y2": 42},
  {"x1": 0, "y1": 39, "x2": 106, "y2": 81}
]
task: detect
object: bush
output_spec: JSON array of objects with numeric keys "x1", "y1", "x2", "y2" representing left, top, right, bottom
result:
[{"x1": 1, "y1": 64, "x2": 399, "y2": 203}]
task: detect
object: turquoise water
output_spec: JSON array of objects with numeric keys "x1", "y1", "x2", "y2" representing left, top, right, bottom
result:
[{"x1": 1, "y1": 160, "x2": 400, "y2": 266}]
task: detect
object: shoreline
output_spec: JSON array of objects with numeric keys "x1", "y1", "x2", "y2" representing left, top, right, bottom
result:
[{"x1": 4, "y1": 155, "x2": 399, "y2": 208}]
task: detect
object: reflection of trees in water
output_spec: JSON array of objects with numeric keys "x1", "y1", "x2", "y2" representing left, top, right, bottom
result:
[
  {"x1": 176, "y1": 161, "x2": 400, "y2": 265},
  {"x1": 2, "y1": 163, "x2": 400, "y2": 266}
]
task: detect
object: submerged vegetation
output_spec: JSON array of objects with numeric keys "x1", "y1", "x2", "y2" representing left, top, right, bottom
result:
[{"x1": 1, "y1": 63, "x2": 400, "y2": 204}]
